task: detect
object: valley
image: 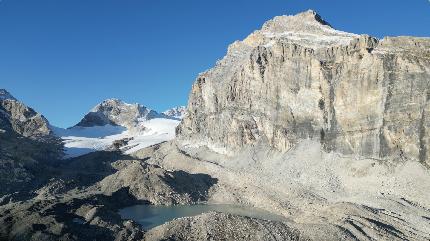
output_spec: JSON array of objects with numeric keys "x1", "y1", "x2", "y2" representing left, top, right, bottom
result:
[{"x1": 1, "y1": 10, "x2": 430, "y2": 241}]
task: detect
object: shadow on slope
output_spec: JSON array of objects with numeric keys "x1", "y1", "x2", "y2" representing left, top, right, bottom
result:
[
  {"x1": 0, "y1": 126, "x2": 63, "y2": 199},
  {"x1": 0, "y1": 147, "x2": 219, "y2": 241},
  {"x1": 55, "y1": 151, "x2": 137, "y2": 188}
]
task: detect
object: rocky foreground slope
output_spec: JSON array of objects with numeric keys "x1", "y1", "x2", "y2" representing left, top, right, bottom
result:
[{"x1": 177, "y1": 10, "x2": 430, "y2": 167}]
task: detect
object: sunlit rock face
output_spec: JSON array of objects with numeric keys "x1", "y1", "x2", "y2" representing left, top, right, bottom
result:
[{"x1": 177, "y1": 10, "x2": 430, "y2": 166}]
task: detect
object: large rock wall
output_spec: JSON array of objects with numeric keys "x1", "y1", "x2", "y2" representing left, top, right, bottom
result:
[{"x1": 177, "y1": 11, "x2": 430, "y2": 166}]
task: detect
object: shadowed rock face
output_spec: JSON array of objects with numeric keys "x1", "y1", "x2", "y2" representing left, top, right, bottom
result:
[{"x1": 177, "y1": 10, "x2": 430, "y2": 166}]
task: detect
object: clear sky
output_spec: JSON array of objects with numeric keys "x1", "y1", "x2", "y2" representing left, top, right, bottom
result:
[{"x1": 1, "y1": 0, "x2": 429, "y2": 127}]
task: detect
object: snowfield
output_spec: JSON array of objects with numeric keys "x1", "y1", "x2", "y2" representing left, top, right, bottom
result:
[{"x1": 53, "y1": 118, "x2": 180, "y2": 158}]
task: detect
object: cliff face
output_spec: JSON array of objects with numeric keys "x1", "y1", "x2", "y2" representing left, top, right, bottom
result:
[{"x1": 177, "y1": 10, "x2": 430, "y2": 166}]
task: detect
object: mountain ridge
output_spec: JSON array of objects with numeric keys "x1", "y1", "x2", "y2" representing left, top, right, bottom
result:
[
  {"x1": 74, "y1": 98, "x2": 184, "y2": 129},
  {"x1": 0, "y1": 89, "x2": 54, "y2": 139},
  {"x1": 74, "y1": 98, "x2": 165, "y2": 129},
  {"x1": 0, "y1": 89, "x2": 17, "y2": 101},
  {"x1": 52, "y1": 98, "x2": 183, "y2": 158},
  {"x1": 163, "y1": 106, "x2": 187, "y2": 119}
]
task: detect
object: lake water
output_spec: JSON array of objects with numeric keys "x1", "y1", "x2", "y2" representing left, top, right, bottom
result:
[{"x1": 118, "y1": 204, "x2": 286, "y2": 230}]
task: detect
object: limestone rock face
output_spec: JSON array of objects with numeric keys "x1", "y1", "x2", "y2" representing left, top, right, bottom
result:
[{"x1": 177, "y1": 10, "x2": 430, "y2": 166}]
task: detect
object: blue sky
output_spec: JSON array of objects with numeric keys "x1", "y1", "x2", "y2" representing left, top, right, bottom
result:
[{"x1": 1, "y1": 0, "x2": 429, "y2": 127}]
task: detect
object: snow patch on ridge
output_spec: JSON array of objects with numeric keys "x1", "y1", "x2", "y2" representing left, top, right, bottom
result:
[{"x1": 53, "y1": 99, "x2": 184, "y2": 158}]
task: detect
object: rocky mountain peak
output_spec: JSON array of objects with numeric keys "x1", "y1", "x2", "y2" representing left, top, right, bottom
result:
[
  {"x1": 0, "y1": 89, "x2": 17, "y2": 101},
  {"x1": 163, "y1": 106, "x2": 187, "y2": 119},
  {"x1": 261, "y1": 10, "x2": 331, "y2": 33},
  {"x1": 298, "y1": 9, "x2": 330, "y2": 25},
  {"x1": 75, "y1": 99, "x2": 164, "y2": 129},
  {"x1": 0, "y1": 89, "x2": 55, "y2": 140},
  {"x1": 91, "y1": 98, "x2": 134, "y2": 112},
  {"x1": 239, "y1": 10, "x2": 358, "y2": 49}
]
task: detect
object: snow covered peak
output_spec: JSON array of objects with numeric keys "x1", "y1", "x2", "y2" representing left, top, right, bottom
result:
[
  {"x1": 0, "y1": 89, "x2": 17, "y2": 101},
  {"x1": 90, "y1": 98, "x2": 134, "y2": 112},
  {"x1": 59, "y1": 99, "x2": 182, "y2": 157},
  {"x1": 163, "y1": 106, "x2": 187, "y2": 120},
  {"x1": 75, "y1": 99, "x2": 164, "y2": 129}
]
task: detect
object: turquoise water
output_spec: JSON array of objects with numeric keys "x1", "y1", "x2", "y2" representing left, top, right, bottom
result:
[{"x1": 118, "y1": 204, "x2": 286, "y2": 230}]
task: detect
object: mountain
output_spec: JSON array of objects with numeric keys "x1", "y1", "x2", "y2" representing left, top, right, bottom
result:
[
  {"x1": 163, "y1": 106, "x2": 187, "y2": 119},
  {"x1": 0, "y1": 89, "x2": 53, "y2": 138},
  {"x1": 1, "y1": 10, "x2": 430, "y2": 241},
  {"x1": 0, "y1": 89, "x2": 17, "y2": 101},
  {"x1": 0, "y1": 89, "x2": 63, "y2": 196},
  {"x1": 177, "y1": 10, "x2": 430, "y2": 166},
  {"x1": 167, "y1": 10, "x2": 430, "y2": 240},
  {"x1": 54, "y1": 99, "x2": 180, "y2": 157},
  {"x1": 75, "y1": 98, "x2": 165, "y2": 130}
]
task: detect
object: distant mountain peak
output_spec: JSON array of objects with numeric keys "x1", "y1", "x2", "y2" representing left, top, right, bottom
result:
[
  {"x1": 91, "y1": 98, "x2": 136, "y2": 112},
  {"x1": 75, "y1": 99, "x2": 164, "y2": 129},
  {"x1": 0, "y1": 89, "x2": 17, "y2": 101},
  {"x1": 99, "y1": 98, "x2": 123, "y2": 104},
  {"x1": 163, "y1": 106, "x2": 187, "y2": 120}
]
